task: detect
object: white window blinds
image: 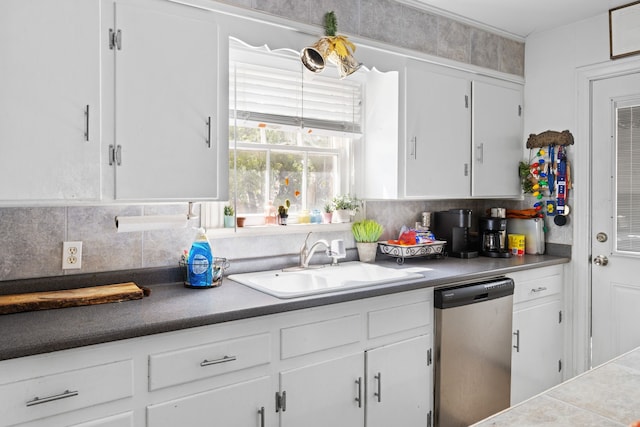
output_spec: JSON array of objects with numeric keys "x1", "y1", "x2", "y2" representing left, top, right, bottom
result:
[
  {"x1": 616, "y1": 103, "x2": 640, "y2": 252},
  {"x1": 230, "y1": 40, "x2": 363, "y2": 134}
]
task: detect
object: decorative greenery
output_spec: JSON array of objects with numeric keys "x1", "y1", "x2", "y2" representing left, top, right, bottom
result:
[
  {"x1": 332, "y1": 194, "x2": 360, "y2": 212},
  {"x1": 224, "y1": 205, "x2": 234, "y2": 216},
  {"x1": 324, "y1": 11, "x2": 337, "y2": 37},
  {"x1": 352, "y1": 219, "x2": 384, "y2": 243},
  {"x1": 323, "y1": 202, "x2": 334, "y2": 213}
]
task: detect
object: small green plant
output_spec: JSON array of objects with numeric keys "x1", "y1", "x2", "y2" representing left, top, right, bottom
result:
[
  {"x1": 224, "y1": 205, "x2": 234, "y2": 216},
  {"x1": 332, "y1": 194, "x2": 360, "y2": 212},
  {"x1": 323, "y1": 202, "x2": 334, "y2": 213},
  {"x1": 278, "y1": 199, "x2": 291, "y2": 216},
  {"x1": 352, "y1": 219, "x2": 384, "y2": 243}
]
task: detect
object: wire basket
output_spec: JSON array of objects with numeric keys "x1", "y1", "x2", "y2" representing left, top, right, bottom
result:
[{"x1": 180, "y1": 257, "x2": 230, "y2": 289}]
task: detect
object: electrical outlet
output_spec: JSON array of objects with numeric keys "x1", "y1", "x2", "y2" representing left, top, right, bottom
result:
[{"x1": 62, "y1": 241, "x2": 83, "y2": 269}]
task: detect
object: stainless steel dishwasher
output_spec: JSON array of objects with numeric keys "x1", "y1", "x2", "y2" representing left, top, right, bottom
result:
[{"x1": 434, "y1": 277, "x2": 515, "y2": 427}]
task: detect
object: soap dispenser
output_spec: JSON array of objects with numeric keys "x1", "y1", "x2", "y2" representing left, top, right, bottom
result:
[{"x1": 187, "y1": 228, "x2": 213, "y2": 288}]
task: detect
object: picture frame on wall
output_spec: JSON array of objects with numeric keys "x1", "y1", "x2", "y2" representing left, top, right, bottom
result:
[{"x1": 610, "y1": 0, "x2": 640, "y2": 59}]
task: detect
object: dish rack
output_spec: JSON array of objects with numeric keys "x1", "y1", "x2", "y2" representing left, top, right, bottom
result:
[
  {"x1": 378, "y1": 241, "x2": 446, "y2": 265},
  {"x1": 180, "y1": 257, "x2": 230, "y2": 288}
]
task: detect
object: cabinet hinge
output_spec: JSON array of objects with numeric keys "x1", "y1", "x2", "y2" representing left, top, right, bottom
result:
[
  {"x1": 518, "y1": 105, "x2": 522, "y2": 117},
  {"x1": 109, "y1": 28, "x2": 122, "y2": 50},
  {"x1": 427, "y1": 410, "x2": 432, "y2": 427},
  {"x1": 464, "y1": 95, "x2": 469, "y2": 109},
  {"x1": 427, "y1": 348, "x2": 432, "y2": 366},
  {"x1": 275, "y1": 391, "x2": 286, "y2": 413},
  {"x1": 558, "y1": 359, "x2": 562, "y2": 372},
  {"x1": 464, "y1": 163, "x2": 469, "y2": 177},
  {"x1": 559, "y1": 310, "x2": 563, "y2": 324}
]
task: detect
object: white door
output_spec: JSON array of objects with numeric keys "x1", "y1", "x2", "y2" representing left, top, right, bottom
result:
[
  {"x1": 0, "y1": 0, "x2": 101, "y2": 202},
  {"x1": 471, "y1": 80, "x2": 523, "y2": 197},
  {"x1": 114, "y1": 0, "x2": 219, "y2": 201},
  {"x1": 147, "y1": 376, "x2": 273, "y2": 427},
  {"x1": 404, "y1": 61, "x2": 471, "y2": 198},
  {"x1": 366, "y1": 335, "x2": 431, "y2": 427},
  {"x1": 591, "y1": 72, "x2": 640, "y2": 367},
  {"x1": 279, "y1": 353, "x2": 364, "y2": 427}
]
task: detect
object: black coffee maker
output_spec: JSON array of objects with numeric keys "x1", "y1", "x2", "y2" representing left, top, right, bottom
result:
[
  {"x1": 479, "y1": 217, "x2": 511, "y2": 258},
  {"x1": 433, "y1": 209, "x2": 478, "y2": 258}
]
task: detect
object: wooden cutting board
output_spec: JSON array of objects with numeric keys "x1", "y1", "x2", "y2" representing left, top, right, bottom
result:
[{"x1": 0, "y1": 282, "x2": 148, "y2": 315}]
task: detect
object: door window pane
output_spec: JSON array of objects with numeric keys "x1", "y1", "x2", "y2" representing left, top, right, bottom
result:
[{"x1": 616, "y1": 104, "x2": 640, "y2": 252}]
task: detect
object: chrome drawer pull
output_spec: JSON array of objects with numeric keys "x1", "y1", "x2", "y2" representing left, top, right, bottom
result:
[
  {"x1": 531, "y1": 286, "x2": 548, "y2": 293},
  {"x1": 355, "y1": 377, "x2": 362, "y2": 408},
  {"x1": 26, "y1": 389, "x2": 78, "y2": 407},
  {"x1": 200, "y1": 355, "x2": 237, "y2": 367},
  {"x1": 374, "y1": 372, "x2": 382, "y2": 402}
]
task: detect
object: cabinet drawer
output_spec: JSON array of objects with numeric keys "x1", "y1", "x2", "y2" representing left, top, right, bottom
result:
[
  {"x1": 281, "y1": 314, "x2": 361, "y2": 359},
  {"x1": 368, "y1": 300, "x2": 432, "y2": 339},
  {"x1": 513, "y1": 271, "x2": 562, "y2": 304},
  {"x1": 149, "y1": 333, "x2": 271, "y2": 391},
  {"x1": 0, "y1": 360, "x2": 133, "y2": 426}
]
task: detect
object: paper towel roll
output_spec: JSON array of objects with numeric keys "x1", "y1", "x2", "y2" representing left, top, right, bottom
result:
[{"x1": 115, "y1": 214, "x2": 188, "y2": 233}]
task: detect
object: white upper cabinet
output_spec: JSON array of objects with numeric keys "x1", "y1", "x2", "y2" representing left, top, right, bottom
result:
[
  {"x1": 110, "y1": 0, "x2": 222, "y2": 201},
  {"x1": 362, "y1": 57, "x2": 524, "y2": 200},
  {"x1": 404, "y1": 61, "x2": 471, "y2": 198},
  {"x1": 471, "y1": 80, "x2": 523, "y2": 198},
  {"x1": 0, "y1": 0, "x2": 102, "y2": 203}
]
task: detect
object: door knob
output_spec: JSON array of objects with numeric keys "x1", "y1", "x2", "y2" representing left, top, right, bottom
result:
[{"x1": 593, "y1": 255, "x2": 609, "y2": 266}]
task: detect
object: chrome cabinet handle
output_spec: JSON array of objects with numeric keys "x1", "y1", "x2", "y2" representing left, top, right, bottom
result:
[
  {"x1": 258, "y1": 406, "x2": 265, "y2": 427},
  {"x1": 531, "y1": 286, "x2": 548, "y2": 293},
  {"x1": 513, "y1": 330, "x2": 520, "y2": 353},
  {"x1": 26, "y1": 389, "x2": 78, "y2": 407},
  {"x1": 374, "y1": 372, "x2": 382, "y2": 402},
  {"x1": 355, "y1": 377, "x2": 362, "y2": 408},
  {"x1": 200, "y1": 355, "x2": 237, "y2": 367},
  {"x1": 476, "y1": 142, "x2": 484, "y2": 163},
  {"x1": 206, "y1": 116, "x2": 212, "y2": 148},
  {"x1": 115, "y1": 145, "x2": 122, "y2": 166},
  {"x1": 84, "y1": 105, "x2": 90, "y2": 141}
]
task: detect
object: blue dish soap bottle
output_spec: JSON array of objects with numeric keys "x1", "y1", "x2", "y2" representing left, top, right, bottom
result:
[{"x1": 187, "y1": 228, "x2": 213, "y2": 288}]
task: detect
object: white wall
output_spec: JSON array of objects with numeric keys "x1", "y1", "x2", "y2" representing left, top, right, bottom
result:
[{"x1": 523, "y1": 13, "x2": 611, "y2": 246}]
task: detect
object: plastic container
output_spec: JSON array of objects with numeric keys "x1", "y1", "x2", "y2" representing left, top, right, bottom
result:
[
  {"x1": 180, "y1": 257, "x2": 229, "y2": 288},
  {"x1": 186, "y1": 228, "x2": 213, "y2": 288}
]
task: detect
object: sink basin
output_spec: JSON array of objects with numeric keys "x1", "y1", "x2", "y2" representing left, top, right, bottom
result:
[{"x1": 228, "y1": 261, "x2": 427, "y2": 299}]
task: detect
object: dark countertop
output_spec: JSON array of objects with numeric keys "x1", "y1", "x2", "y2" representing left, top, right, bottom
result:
[{"x1": 0, "y1": 255, "x2": 568, "y2": 361}]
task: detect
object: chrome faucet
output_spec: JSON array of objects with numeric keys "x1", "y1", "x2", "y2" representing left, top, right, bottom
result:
[{"x1": 300, "y1": 232, "x2": 346, "y2": 268}]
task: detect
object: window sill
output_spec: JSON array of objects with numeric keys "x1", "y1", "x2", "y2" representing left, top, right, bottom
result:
[{"x1": 206, "y1": 222, "x2": 352, "y2": 238}]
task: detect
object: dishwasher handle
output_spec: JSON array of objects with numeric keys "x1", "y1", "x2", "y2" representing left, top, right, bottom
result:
[{"x1": 435, "y1": 278, "x2": 514, "y2": 309}]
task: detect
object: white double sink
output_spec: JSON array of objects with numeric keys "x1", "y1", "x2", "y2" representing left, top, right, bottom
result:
[{"x1": 229, "y1": 261, "x2": 429, "y2": 299}]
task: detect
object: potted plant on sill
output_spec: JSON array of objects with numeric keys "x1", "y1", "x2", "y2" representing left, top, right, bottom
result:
[
  {"x1": 352, "y1": 219, "x2": 384, "y2": 263},
  {"x1": 331, "y1": 194, "x2": 360, "y2": 223},
  {"x1": 322, "y1": 202, "x2": 334, "y2": 224},
  {"x1": 277, "y1": 199, "x2": 290, "y2": 225},
  {"x1": 223, "y1": 205, "x2": 235, "y2": 228}
]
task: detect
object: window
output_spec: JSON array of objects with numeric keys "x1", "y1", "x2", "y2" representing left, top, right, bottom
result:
[{"x1": 228, "y1": 38, "x2": 363, "y2": 225}]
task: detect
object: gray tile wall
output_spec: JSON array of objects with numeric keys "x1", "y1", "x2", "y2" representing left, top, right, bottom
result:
[
  {"x1": 0, "y1": 1, "x2": 526, "y2": 282},
  {"x1": 227, "y1": 0, "x2": 524, "y2": 76}
]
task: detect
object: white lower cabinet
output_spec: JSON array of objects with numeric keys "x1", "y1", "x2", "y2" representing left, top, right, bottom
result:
[
  {"x1": 365, "y1": 335, "x2": 432, "y2": 427},
  {"x1": 508, "y1": 265, "x2": 564, "y2": 405},
  {"x1": 279, "y1": 353, "x2": 364, "y2": 427},
  {"x1": 147, "y1": 376, "x2": 272, "y2": 427},
  {"x1": 0, "y1": 288, "x2": 434, "y2": 426}
]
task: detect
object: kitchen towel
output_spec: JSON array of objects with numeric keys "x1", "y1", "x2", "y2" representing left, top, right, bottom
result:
[{"x1": 115, "y1": 214, "x2": 188, "y2": 233}]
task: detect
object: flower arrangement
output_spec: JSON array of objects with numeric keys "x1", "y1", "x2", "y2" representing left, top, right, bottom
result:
[{"x1": 352, "y1": 219, "x2": 384, "y2": 243}]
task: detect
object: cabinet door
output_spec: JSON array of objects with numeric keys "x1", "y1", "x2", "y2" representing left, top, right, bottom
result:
[
  {"x1": 279, "y1": 353, "x2": 364, "y2": 427},
  {"x1": 113, "y1": 0, "x2": 219, "y2": 201},
  {"x1": 471, "y1": 80, "x2": 523, "y2": 197},
  {"x1": 0, "y1": 0, "x2": 101, "y2": 202},
  {"x1": 147, "y1": 376, "x2": 273, "y2": 427},
  {"x1": 366, "y1": 335, "x2": 431, "y2": 427},
  {"x1": 511, "y1": 299, "x2": 563, "y2": 405},
  {"x1": 405, "y1": 62, "x2": 471, "y2": 198}
]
